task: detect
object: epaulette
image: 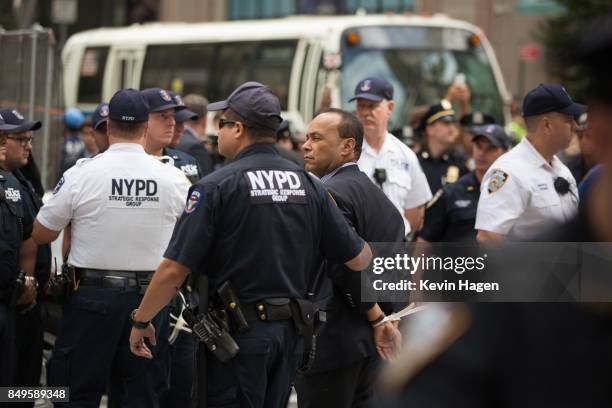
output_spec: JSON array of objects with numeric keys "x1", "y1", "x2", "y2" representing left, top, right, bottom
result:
[{"x1": 426, "y1": 188, "x2": 444, "y2": 209}]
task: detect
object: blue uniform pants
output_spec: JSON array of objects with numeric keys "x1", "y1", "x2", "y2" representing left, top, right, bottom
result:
[
  {"x1": 47, "y1": 286, "x2": 170, "y2": 407},
  {"x1": 206, "y1": 319, "x2": 303, "y2": 408},
  {"x1": 0, "y1": 302, "x2": 16, "y2": 386}
]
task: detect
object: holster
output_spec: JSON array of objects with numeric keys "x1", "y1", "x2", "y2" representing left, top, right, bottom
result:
[
  {"x1": 217, "y1": 281, "x2": 249, "y2": 333},
  {"x1": 299, "y1": 309, "x2": 327, "y2": 372}
]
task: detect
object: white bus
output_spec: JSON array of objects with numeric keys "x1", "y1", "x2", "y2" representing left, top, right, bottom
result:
[{"x1": 62, "y1": 13, "x2": 511, "y2": 131}]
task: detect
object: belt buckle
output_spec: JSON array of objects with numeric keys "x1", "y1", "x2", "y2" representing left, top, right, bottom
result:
[{"x1": 102, "y1": 275, "x2": 127, "y2": 289}]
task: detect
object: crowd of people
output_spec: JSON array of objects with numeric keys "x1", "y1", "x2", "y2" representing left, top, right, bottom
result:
[{"x1": 1, "y1": 18, "x2": 612, "y2": 407}]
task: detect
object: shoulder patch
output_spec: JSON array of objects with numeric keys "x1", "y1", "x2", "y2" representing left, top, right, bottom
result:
[
  {"x1": 53, "y1": 176, "x2": 65, "y2": 195},
  {"x1": 426, "y1": 188, "x2": 444, "y2": 209},
  {"x1": 487, "y1": 169, "x2": 509, "y2": 194},
  {"x1": 185, "y1": 189, "x2": 203, "y2": 215}
]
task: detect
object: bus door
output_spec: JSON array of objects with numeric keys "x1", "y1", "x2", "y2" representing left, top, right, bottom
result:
[
  {"x1": 104, "y1": 47, "x2": 144, "y2": 101},
  {"x1": 298, "y1": 40, "x2": 323, "y2": 123}
]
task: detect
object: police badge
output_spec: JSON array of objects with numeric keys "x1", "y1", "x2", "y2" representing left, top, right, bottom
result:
[{"x1": 487, "y1": 169, "x2": 509, "y2": 194}]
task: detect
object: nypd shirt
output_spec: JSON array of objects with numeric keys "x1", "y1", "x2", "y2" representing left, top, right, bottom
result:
[
  {"x1": 37, "y1": 143, "x2": 190, "y2": 270},
  {"x1": 475, "y1": 137, "x2": 578, "y2": 241},
  {"x1": 164, "y1": 143, "x2": 365, "y2": 304},
  {"x1": 358, "y1": 132, "x2": 432, "y2": 234}
]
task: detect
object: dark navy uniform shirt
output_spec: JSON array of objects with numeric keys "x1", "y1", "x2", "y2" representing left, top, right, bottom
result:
[
  {"x1": 164, "y1": 143, "x2": 365, "y2": 304},
  {"x1": 164, "y1": 147, "x2": 203, "y2": 184},
  {"x1": 417, "y1": 145, "x2": 469, "y2": 194},
  {"x1": 420, "y1": 171, "x2": 480, "y2": 242},
  {"x1": 0, "y1": 169, "x2": 32, "y2": 283},
  {"x1": 308, "y1": 163, "x2": 405, "y2": 373},
  {"x1": 14, "y1": 169, "x2": 51, "y2": 290}
]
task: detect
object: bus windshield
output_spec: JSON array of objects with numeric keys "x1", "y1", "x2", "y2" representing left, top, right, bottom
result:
[{"x1": 341, "y1": 26, "x2": 504, "y2": 129}]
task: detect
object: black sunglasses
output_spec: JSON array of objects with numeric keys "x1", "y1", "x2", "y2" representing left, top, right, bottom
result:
[{"x1": 218, "y1": 118, "x2": 238, "y2": 128}]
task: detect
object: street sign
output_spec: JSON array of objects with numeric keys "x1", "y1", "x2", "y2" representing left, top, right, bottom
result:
[
  {"x1": 520, "y1": 44, "x2": 541, "y2": 61},
  {"x1": 51, "y1": 0, "x2": 78, "y2": 25}
]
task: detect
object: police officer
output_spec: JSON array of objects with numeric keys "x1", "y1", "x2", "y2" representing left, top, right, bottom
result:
[
  {"x1": 0, "y1": 108, "x2": 51, "y2": 395},
  {"x1": 352, "y1": 76, "x2": 432, "y2": 234},
  {"x1": 416, "y1": 101, "x2": 470, "y2": 194},
  {"x1": 141, "y1": 88, "x2": 203, "y2": 184},
  {"x1": 458, "y1": 111, "x2": 497, "y2": 169},
  {"x1": 419, "y1": 124, "x2": 512, "y2": 243},
  {"x1": 567, "y1": 112, "x2": 599, "y2": 184},
  {"x1": 32, "y1": 89, "x2": 190, "y2": 406},
  {"x1": 129, "y1": 82, "x2": 373, "y2": 408},
  {"x1": 475, "y1": 84, "x2": 584, "y2": 242},
  {"x1": 296, "y1": 108, "x2": 403, "y2": 407},
  {"x1": 0, "y1": 116, "x2": 37, "y2": 387},
  {"x1": 91, "y1": 102, "x2": 110, "y2": 153},
  {"x1": 176, "y1": 93, "x2": 214, "y2": 176}
]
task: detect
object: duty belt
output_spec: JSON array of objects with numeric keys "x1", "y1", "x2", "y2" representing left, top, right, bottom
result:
[
  {"x1": 76, "y1": 268, "x2": 154, "y2": 293},
  {"x1": 242, "y1": 298, "x2": 299, "y2": 322}
]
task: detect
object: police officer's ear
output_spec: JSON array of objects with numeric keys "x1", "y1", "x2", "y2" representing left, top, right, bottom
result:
[{"x1": 341, "y1": 137, "x2": 357, "y2": 158}]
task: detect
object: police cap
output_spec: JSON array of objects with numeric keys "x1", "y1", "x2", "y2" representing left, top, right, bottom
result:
[
  {"x1": 141, "y1": 88, "x2": 183, "y2": 113},
  {"x1": 0, "y1": 113, "x2": 18, "y2": 131},
  {"x1": 0, "y1": 108, "x2": 41, "y2": 132},
  {"x1": 91, "y1": 102, "x2": 109, "y2": 130},
  {"x1": 349, "y1": 77, "x2": 394, "y2": 102},
  {"x1": 472, "y1": 124, "x2": 513, "y2": 150},
  {"x1": 459, "y1": 111, "x2": 496, "y2": 129},
  {"x1": 109, "y1": 88, "x2": 149, "y2": 123},
  {"x1": 208, "y1": 81, "x2": 282, "y2": 130},
  {"x1": 418, "y1": 100, "x2": 456, "y2": 131},
  {"x1": 522, "y1": 83, "x2": 586, "y2": 117},
  {"x1": 169, "y1": 91, "x2": 199, "y2": 123}
]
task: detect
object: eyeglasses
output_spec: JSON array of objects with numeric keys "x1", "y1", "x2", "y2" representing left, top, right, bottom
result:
[
  {"x1": 6, "y1": 135, "x2": 33, "y2": 146},
  {"x1": 218, "y1": 118, "x2": 238, "y2": 129}
]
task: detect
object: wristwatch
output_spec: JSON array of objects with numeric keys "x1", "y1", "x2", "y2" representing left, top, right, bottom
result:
[{"x1": 130, "y1": 309, "x2": 150, "y2": 329}]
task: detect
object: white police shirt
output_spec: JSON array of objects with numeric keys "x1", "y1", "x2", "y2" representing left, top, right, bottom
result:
[
  {"x1": 475, "y1": 137, "x2": 578, "y2": 240},
  {"x1": 358, "y1": 132, "x2": 432, "y2": 234},
  {"x1": 37, "y1": 143, "x2": 190, "y2": 270}
]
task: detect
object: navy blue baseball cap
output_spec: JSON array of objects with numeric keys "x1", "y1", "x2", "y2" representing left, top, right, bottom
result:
[
  {"x1": 109, "y1": 88, "x2": 149, "y2": 123},
  {"x1": 522, "y1": 83, "x2": 587, "y2": 117},
  {"x1": 472, "y1": 124, "x2": 513, "y2": 150},
  {"x1": 208, "y1": 81, "x2": 282, "y2": 130},
  {"x1": 349, "y1": 77, "x2": 394, "y2": 102},
  {"x1": 0, "y1": 113, "x2": 18, "y2": 131},
  {"x1": 91, "y1": 102, "x2": 109, "y2": 130},
  {"x1": 0, "y1": 108, "x2": 41, "y2": 132},
  {"x1": 141, "y1": 88, "x2": 183, "y2": 113},
  {"x1": 169, "y1": 91, "x2": 199, "y2": 123}
]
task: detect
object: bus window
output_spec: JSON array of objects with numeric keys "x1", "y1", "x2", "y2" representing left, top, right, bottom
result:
[
  {"x1": 211, "y1": 41, "x2": 296, "y2": 110},
  {"x1": 78, "y1": 46, "x2": 109, "y2": 104},
  {"x1": 142, "y1": 40, "x2": 296, "y2": 109},
  {"x1": 141, "y1": 43, "x2": 214, "y2": 95},
  {"x1": 341, "y1": 26, "x2": 504, "y2": 128}
]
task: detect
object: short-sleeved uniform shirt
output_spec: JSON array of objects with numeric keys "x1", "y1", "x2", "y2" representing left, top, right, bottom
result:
[
  {"x1": 475, "y1": 138, "x2": 579, "y2": 241},
  {"x1": 163, "y1": 147, "x2": 203, "y2": 184},
  {"x1": 417, "y1": 145, "x2": 470, "y2": 195},
  {"x1": 164, "y1": 143, "x2": 365, "y2": 304},
  {"x1": 420, "y1": 171, "x2": 480, "y2": 242},
  {"x1": 37, "y1": 143, "x2": 190, "y2": 270},
  {"x1": 1, "y1": 169, "x2": 32, "y2": 282},
  {"x1": 358, "y1": 132, "x2": 432, "y2": 234}
]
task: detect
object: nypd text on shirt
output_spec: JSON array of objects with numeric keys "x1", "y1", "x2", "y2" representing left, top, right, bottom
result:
[
  {"x1": 108, "y1": 178, "x2": 160, "y2": 208},
  {"x1": 245, "y1": 170, "x2": 307, "y2": 204}
]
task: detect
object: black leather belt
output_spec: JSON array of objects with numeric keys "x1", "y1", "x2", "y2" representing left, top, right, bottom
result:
[
  {"x1": 76, "y1": 268, "x2": 154, "y2": 290},
  {"x1": 242, "y1": 298, "x2": 294, "y2": 322}
]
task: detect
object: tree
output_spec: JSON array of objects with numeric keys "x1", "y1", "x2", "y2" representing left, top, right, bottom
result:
[{"x1": 539, "y1": 0, "x2": 612, "y2": 102}]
